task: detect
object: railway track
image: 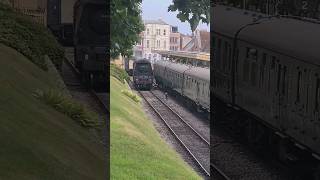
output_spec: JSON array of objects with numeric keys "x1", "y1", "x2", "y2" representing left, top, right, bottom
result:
[
  {"x1": 211, "y1": 163, "x2": 231, "y2": 180},
  {"x1": 139, "y1": 90, "x2": 213, "y2": 178},
  {"x1": 63, "y1": 47, "x2": 109, "y2": 113}
]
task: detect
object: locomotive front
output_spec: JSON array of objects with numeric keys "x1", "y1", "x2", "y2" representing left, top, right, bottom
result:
[
  {"x1": 133, "y1": 60, "x2": 153, "y2": 90},
  {"x1": 74, "y1": 0, "x2": 108, "y2": 89}
]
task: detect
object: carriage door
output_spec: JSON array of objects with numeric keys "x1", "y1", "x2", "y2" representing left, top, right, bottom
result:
[{"x1": 276, "y1": 61, "x2": 288, "y2": 130}]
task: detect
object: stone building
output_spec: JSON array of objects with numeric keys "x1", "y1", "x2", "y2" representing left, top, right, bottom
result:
[
  {"x1": 169, "y1": 26, "x2": 181, "y2": 51},
  {"x1": 133, "y1": 19, "x2": 170, "y2": 63}
]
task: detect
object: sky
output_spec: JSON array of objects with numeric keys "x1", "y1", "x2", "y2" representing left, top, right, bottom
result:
[{"x1": 141, "y1": 0, "x2": 210, "y2": 35}]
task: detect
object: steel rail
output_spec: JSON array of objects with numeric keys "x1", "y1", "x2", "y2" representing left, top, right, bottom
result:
[
  {"x1": 139, "y1": 90, "x2": 210, "y2": 177},
  {"x1": 211, "y1": 163, "x2": 231, "y2": 180},
  {"x1": 150, "y1": 91, "x2": 210, "y2": 145},
  {"x1": 63, "y1": 55, "x2": 109, "y2": 113}
]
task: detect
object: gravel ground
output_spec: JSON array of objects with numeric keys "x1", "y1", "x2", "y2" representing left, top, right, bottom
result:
[
  {"x1": 129, "y1": 86, "x2": 209, "y2": 179},
  {"x1": 152, "y1": 90, "x2": 210, "y2": 142},
  {"x1": 146, "y1": 88, "x2": 292, "y2": 180},
  {"x1": 212, "y1": 127, "x2": 292, "y2": 180}
]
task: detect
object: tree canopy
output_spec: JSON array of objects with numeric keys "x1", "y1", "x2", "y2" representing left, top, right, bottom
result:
[
  {"x1": 168, "y1": 0, "x2": 210, "y2": 32},
  {"x1": 110, "y1": 0, "x2": 144, "y2": 59},
  {"x1": 110, "y1": 0, "x2": 211, "y2": 59}
]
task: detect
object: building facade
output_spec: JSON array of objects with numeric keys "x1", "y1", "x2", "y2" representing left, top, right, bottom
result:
[
  {"x1": 180, "y1": 34, "x2": 193, "y2": 50},
  {"x1": 182, "y1": 29, "x2": 210, "y2": 53},
  {"x1": 169, "y1": 26, "x2": 181, "y2": 51},
  {"x1": 133, "y1": 19, "x2": 170, "y2": 63}
]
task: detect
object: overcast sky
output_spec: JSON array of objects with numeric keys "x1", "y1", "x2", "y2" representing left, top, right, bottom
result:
[{"x1": 141, "y1": 0, "x2": 210, "y2": 35}]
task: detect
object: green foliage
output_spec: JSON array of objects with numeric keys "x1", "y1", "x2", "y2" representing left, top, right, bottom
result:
[
  {"x1": 121, "y1": 89, "x2": 140, "y2": 103},
  {"x1": 168, "y1": 0, "x2": 210, "y2": 32},
  {"x1": 33, "y1": 89, "x2": 101, "y2": 128},
  {"x1": 110, "y1": 64, "x2": 130, "y2": 83},
  {"x1": 111, "y1": 0, "x2": 144, "y2": 59},
  {"x1": 0, "y1": 3, "x2": 64, "y2": 70}
]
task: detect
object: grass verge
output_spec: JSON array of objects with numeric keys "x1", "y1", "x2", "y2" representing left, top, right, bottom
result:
[
  {"x1": 110, "y1": 76, "x2": 201, "y2": 179},
  {"x1": 0, "y1": 44, "x2": 106, "y2": 179},
  {"x1": 0, "y1": 3, "x2": 64, "y2": 70}
]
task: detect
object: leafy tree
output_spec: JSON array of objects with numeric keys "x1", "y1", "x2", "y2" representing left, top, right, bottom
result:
[
  {"x1": 111, "y1": 0, "x2": 144, "y2": 59},
  {"x1": 168, "y1": 0, "x2": 210, "y2": 32}
]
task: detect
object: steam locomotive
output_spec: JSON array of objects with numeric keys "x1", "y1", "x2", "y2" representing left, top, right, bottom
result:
[{"x1": 73, "y1": 0, "x2": 108, "y2": 89}]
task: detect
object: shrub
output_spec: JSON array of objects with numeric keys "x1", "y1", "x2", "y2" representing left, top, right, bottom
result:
[
  {"x1": 121, "y1": 89, "x2": 140, "y2": 103},
  {"x1": 110, "y1": 64, "x2": 130, "y2": 83},
  {"x1": 33, "y1": 89, "x2": 101, "y2": 128},
  {"x1": 0, "y1": 3, "x2": 64, "y2": 70}
]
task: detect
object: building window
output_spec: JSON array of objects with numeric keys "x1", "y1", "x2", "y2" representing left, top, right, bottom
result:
[
  {"x1": 147, "y1": 28, "x2": 149, "y2": 35},
  {"x1": 163, "y1": 29, "x2": 166, "y2": 35},
  {"x1": 147, "y1": 40, "x2": 149, "y2": 48},
  {"x1": 164, "y1": 40, "x2": 166, "y2": 49}
]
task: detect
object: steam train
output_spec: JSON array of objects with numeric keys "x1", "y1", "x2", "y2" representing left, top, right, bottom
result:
[
  {"x1": 73, "y1": 0, "x2": 107, "y2": 89},
  {"x1": 133, "y1": 59, "x2": 154, "y2": 90},
  {"x1": 213, "y1": 5, "x2": 320, "y2": 178},
  {"x1": 154, "y1": 60, "x2": 210, "y2": 113}
]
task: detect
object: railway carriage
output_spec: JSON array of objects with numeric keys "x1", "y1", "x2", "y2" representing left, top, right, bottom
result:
[
  {"x1": 73, "y1": 0, "x2": 107, "y2": 89},
  {"x1": 154, "y1": 61, "x2": 210, "y2": 112},
  {"x1": 213, "y1": 4, "x2": 320, "y2": 178}
]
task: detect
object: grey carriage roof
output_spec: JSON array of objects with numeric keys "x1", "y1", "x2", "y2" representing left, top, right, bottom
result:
[
  {"x1": 164, "y1": 61, "x2": 190, "y2": 74},
  {"x1": 185, "y1": 67, "x2": 210, "y2": 82},
  {"x1": 213, "y1": 5, "x2": 320, "y2": 65},
  {"x1": 155, "y1": 60, "x2": 209, "y2": 81}
]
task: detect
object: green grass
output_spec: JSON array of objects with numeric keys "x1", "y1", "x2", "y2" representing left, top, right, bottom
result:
[
  {"x1": 0, "y1": 44, "x2": 106, "y2": 179},
  {"x1": 0, "y1": 3, "x2": 64, "y2": 70},
  {"x1": 110, "y1": 64, "x2": 130, "y2": 83},
  {"x1": 110, "y1": 77, "x2": 201, "y2": 180}
]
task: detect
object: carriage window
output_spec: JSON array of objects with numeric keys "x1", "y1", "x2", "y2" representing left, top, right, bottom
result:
[
  {"x1": 243, "y1": 60, "x2": 249, "y2": 82},
  {"x1": 251, "y1": 63, "x2": 257, "y2": 86},
  {"x1": 262, "y1": 53, "x2": 267, "y2": 65},
  {"x1": 216, "y1": 39, "x2": 222, "y2": 68},
  {"x1": 223, "y1": 42, "x2": 228, "y2": 70},
  {"x1": 277, "y1": 64, "x2": 281, "y2": 92},
  {"x1": 296, "y1": 71, "x2": 302, "y2": 102},
  {"x1": 227, "y1": 44, "x2": 232, "y2": 70},
  {"x1": 271, "y1": 56, "x2": 276, "y2": 69},
  {"x1": 282, "y1": 66, "x2": 287, "y2": 95},
  {"x1": 259, "y1": 53, "x2": 266, "y2": 88},
  {"x1": 315, "y1": 78, "x2": 320, "y2": 111},
  {"x1": 246, "y1": 47, "x2": 250, "y2": 58}
]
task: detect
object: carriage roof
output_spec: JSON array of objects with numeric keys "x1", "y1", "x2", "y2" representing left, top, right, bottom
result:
[{"x1": 213, "y1": 5, "x2": 320, "y2": 65}]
